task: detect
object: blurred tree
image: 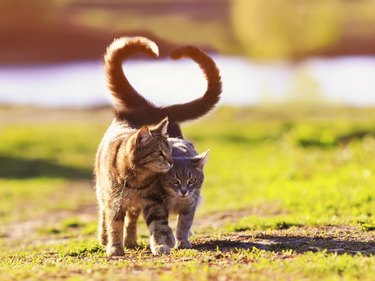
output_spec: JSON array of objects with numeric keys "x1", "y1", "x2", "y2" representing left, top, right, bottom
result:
[
  {"x1": 0, "y1": 0, "x2": 66, "y2": 28},
  {"x1": 231, "y1": 0, "x2": 341, "y2": 59}
]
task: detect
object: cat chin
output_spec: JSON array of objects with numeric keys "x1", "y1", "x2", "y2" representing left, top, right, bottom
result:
[{"x1": 168, "y1": 192, "x2": 188, "y2": 200}]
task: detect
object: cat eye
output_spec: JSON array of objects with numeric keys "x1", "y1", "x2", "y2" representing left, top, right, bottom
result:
[
  {"x1": 170, "y1": 178, "x2": 181, "y2": 185},
  {"x1": 187, "y1": 178, "x2": 197, "y2": 185}
]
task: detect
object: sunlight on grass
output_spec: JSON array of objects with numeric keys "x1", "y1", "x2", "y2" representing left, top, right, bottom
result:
[
  {"x1": 0, "y1": 178, "x2": 94, "y2": 224},
  {"x1": 1, "y1": 106, "x2": 374, "y2": 280},
  {"x1": 1, "y1": 238, "x2": 374, "y2": 281}
]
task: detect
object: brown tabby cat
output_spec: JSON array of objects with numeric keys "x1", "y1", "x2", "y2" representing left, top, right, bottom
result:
[
  {"x1": 96, "y1": 36, "x2": 221, "y2": 256},
  {"x1": 95, "y1": 117, "x2": 175, "y2": 256},
  {"x1": 159, "y1": 138, "x2": 209, "y2": 249}
]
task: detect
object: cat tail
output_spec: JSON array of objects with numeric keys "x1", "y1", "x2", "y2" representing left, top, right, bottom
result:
[
  {"x1": 105, "y1": 37, "x2": 222, "y2": 126},
  {"x1": 161, "y1": 46, "x2": 222, "y2": 123},
  {"x1": 104, "y1": 36, "x2": 159, "y2": 116}
]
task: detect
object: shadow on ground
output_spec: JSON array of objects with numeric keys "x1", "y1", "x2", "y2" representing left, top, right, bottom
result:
[
  {"x1": 193, "y1": 233, "x2": 375, "y2": 256},
  {"x1": 0, "y1": 155, "x2": 91, "y2": 179}
]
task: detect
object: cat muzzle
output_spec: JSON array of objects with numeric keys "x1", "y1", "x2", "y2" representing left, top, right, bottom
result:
[
  {"x1": 180, "y1": 188, "x2": 188, "y2": 197},
  {"x1": 159, "y1": 162, "x2": 173, "y2": 172}
]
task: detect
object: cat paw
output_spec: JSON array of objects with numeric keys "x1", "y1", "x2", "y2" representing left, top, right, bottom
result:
[
  {"x1": 151, "y1": 244, "x2": 170, "y2": 255},
  {"x1": 106, "y1": 245, "x2": 125, "y2": 257},
  {"x1": 175, "y1": 240, "x2": 192, "y2": 249}
]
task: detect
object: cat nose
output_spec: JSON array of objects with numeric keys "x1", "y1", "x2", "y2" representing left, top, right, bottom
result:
[{"x1": 181, "y1": 189, "x2": 187, "y2": 196}]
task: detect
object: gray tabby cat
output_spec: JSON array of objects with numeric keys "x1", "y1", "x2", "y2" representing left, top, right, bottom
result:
[{"x1": 159, "y1": 138, "x2": 208, "y2": 249}]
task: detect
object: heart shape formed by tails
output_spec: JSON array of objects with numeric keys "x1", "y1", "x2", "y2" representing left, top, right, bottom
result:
[{"x1": 104, "y1": 36, "x2": 222, "y2": 128}]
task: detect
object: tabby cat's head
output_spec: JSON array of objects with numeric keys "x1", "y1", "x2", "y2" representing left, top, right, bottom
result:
[
  {"x1": 129, "y1": 118, "x2": 173, "y2": 173},
  {"x1": 160, "y1": 151, "x2": 209, "y2": 200}
]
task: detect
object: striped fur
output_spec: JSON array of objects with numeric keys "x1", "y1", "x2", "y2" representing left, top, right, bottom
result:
[
  {"x1": 159, "y1": 138, "x2": 208, "y2": 249},
  {"x1": 95, "y1": 118, "x2": 175, "y2": 256}
]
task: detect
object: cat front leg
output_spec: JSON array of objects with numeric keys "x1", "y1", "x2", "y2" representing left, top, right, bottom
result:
[
  {"x1": 143, "y1": 203, "x2": 175, "y2": 255},
  {"x1": 106, "y1": 204, "x2": 126, "y2": 256},
  {"x1": 175, "y1": 211, "x2": 195, "y2": 249}
]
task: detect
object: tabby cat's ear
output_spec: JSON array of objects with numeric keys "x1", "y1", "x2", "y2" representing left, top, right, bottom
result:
[
  {"x1": 192, "y1": 150, "x2": 209, "y2": 170},
  {"x1": 136, "y1": 126, "x2": 151, "y2": 145},
  {"x1": 153, "y1": 117, "x2": 169, "y2": 136}
]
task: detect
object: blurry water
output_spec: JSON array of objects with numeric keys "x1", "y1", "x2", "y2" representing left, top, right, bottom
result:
[{"x1": 0, "y1": 56, "x2": 374, "y2": 107}]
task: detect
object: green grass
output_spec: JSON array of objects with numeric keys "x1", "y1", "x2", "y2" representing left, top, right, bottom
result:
[
  {"x1": 1, "y1": 238, "x2": 374, "y2": 281},
  {"x1": 0, "y1": 106, "x2": 374, "y2": 280}
]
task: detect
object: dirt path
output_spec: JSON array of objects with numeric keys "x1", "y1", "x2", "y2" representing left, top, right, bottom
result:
[
  {"x1": 2, "y1": 205, "x2": 374, "y2": 256},
  {"x1": 0, "y1": 205, "x2": 96, "y2": 240},
  {"x1": 193, "y1": 226, "x2": 375, "y2": 256},
  {"x1": 1, "y1": 205, "x2": 249, "y2": 241}
]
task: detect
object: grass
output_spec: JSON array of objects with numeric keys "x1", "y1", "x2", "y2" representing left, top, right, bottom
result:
[{"x1": 0, "y1": 105, "x2": 374, "y2": 280}]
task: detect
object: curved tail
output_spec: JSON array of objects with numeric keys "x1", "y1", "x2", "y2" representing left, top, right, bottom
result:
[
  {"x1": 162, "y1": 46, "x2": 222, "y2": 123},
  {"x1": 104, "y1": 36, "x2": 222, "y2": 126},
  {"x1": 104, "y1": 37, "x2": 159, "y2": 111}
]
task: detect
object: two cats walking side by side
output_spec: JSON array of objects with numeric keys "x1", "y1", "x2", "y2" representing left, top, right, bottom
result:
[{"x1": 94, "y1": 36, "x2": 221, "y2": 256}]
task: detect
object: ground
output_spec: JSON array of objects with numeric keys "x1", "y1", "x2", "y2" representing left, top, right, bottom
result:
[{"x1": 0, "y1": 106, "x2": 374, "y2": 280}]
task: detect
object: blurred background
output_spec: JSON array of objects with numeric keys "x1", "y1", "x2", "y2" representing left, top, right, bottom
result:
[
  {"x1": 1, "y1": 2, "x2": 375, "y2": 276},
  {"x1": 1, "y1": 0, "x2": 375, "y2": 107}
]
